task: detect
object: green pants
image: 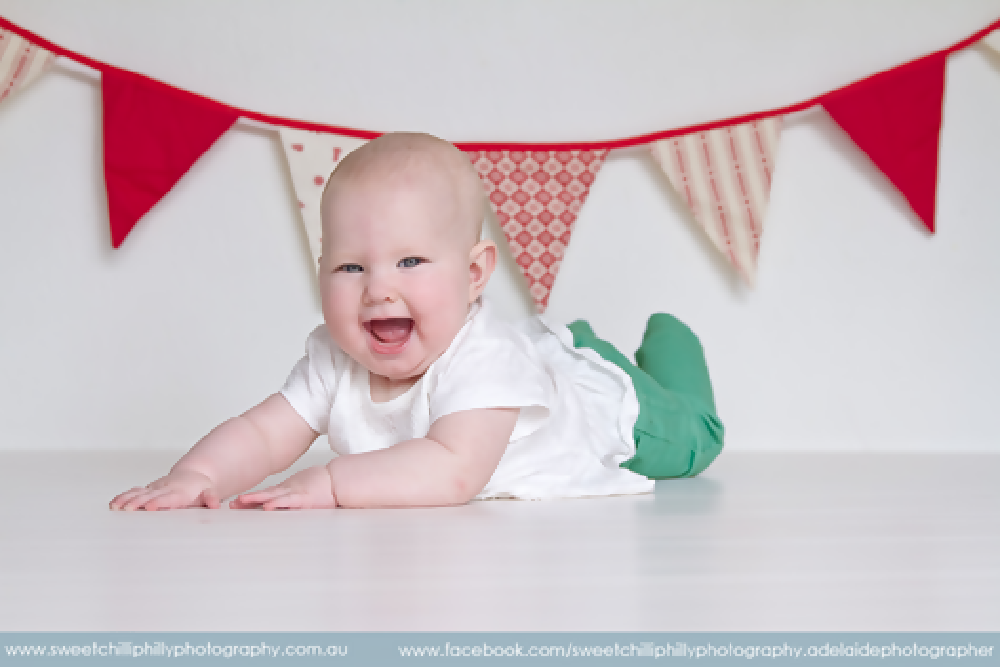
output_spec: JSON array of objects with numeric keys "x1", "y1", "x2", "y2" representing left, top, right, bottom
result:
[{"x1": 568, "y1": 314, "x2": 724, "y2": 479}]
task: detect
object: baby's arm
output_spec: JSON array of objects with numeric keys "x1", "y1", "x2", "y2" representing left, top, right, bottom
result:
[
  {"x1": 109, "y1": 394, "x2": 318, "y2": 511},
  {"x1": 328, "y1": 407, "x2": 518, "y2": 507},
  {"x1": 231, "y1": 406, "x2": 517, "y2": 509}
]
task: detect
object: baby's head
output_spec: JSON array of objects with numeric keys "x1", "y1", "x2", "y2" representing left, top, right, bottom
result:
[{"x1": 318, "y1": 132, "x2": 496, "y2": 382}]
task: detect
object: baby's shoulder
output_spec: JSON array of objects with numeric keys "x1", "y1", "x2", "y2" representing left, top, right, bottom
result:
[
  {"x1": 301, "y1": 324, "x2": 353, "y2": 372},
  {"x1": 454, "y1": 304, "x2": 542, "y2": 357},
  {"x1": 424, "y1": 304, "x2": 557, "y2": 423},
  {"x1": 428, "y1": 304, "x2": 540, "y2": 381}
]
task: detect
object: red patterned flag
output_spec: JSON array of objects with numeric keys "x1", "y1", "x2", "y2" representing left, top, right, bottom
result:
[
  {"x1": 822, "y1": 52, "x2": 947, "y2": 232},
  {"x1": 0, "y1": 28, "x2": 54, "y2": 105},
  {"x1": 467, "y1": 149, "x2": 608, "y2": 311},
  {"x1": 102, "y1": 68, "x2": 239, "y2": 247},
  {"x1": 650, "y1": 118, "x2": 781, "y2": 285}
]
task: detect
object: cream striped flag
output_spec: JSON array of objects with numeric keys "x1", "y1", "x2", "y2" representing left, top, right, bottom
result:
[
  {"x1": 278, "y1": 128, "x2": 368, "y2": 274},
  {"x1": 0, "y1": 28, "x2": 54, "y2": 105},
  {"x1": 650, "y1": 117, "x2": 782, "y2": 285}
]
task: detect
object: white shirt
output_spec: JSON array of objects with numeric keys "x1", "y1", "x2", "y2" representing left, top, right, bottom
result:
[{"x1": 281, "y1": 299, "x2": 654, "y2": 499}]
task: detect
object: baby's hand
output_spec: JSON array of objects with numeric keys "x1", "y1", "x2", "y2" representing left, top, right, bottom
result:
[
  {"x1": 229, "y1": 465, "x2": 337, "y2": 510},
  {"x1": 109, "y1": 470, "x2": 222, "y2": 511}
]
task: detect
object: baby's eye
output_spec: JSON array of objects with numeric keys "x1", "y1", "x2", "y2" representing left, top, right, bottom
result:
[
  {"x1": 336, "y1": 263, "x2": 364, "y2": 273},
  {"x1": 398, "y1": 257, "x2": 425, "y2": 269}
]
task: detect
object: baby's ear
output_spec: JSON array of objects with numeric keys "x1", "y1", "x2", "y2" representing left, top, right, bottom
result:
[{"x1": 468, "y1": 240, "x2": 497, "y2": 303}]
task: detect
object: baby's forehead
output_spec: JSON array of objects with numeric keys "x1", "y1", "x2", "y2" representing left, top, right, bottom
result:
[
  {"x1": 332, "y1": 158, "x2": 468, "y2": 219},
  {"x1": 342, "y1": 138, "x2": 472, "y2": 190},
  {"x1": 323, "y1": 133, "x2": 485, "y2": 235}
]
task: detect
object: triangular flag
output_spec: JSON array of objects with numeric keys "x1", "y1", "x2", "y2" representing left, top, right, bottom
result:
[
  {"x1": 822, "y1": 52, "x2": 947, "y2": 232},
  {"x1": 982, "y1": 29, "x2": 1000, "y2": 55},
  {"x1": 650, "y1": 118, "x2": 782, "y2": 285},
  {"x1": 0, "y1": 28, "x2": 55, "y2": 105},
  {"x1": 466, "y1": 149, "x2": 608, "y2": 311},
  {"x1": 102, "y1": 67, "x2": 239, "y2": 247},
  {"x1": 278, "y1": 128, "x2": 367, "y2": 270}
]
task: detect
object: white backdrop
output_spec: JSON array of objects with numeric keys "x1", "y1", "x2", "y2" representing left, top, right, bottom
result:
[{"x1": 1, "y1": 0, "x2": 999, "y2": 452}]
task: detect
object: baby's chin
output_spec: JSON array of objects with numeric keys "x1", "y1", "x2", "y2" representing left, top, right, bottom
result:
[{"x1": 363, "y1": 355, "x2": 431, "y2": 384}]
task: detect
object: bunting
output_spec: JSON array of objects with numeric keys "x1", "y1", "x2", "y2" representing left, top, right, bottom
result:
[
  {"x1": 102, "y1": 67, "x2": 239, "y2": 247},
  {"x1": 822, "y1": 52, "x2": 947, "y2": 232},
  {"x1": 278, "y1": 128, "x2": 367, "y2": 268},
  {"x1": 467, "y1": 150, "x2": 607, "y2": 311},
  {"x1": 1, "y1": 13, "x2": 999, "y2": 300},
  {"x1": 0, "y1": 27, "x2": 54, "y2": 105},
  {"x1": 650, "y1": 118, "x2": 781, "y2": 284}
]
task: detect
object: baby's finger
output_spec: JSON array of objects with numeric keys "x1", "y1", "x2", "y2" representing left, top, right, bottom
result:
[
  {"x1": 235, "y1": 488, "x2": 294, "y2": 510},
  {"x1": 262, "y1": 494, "x2": 306, "y2": 511},
  {"x1": 229, "y1": 496, "x2": 259, "y2": 509},
  {"x1": 199, "y1": 489, "x2": 222, "y2": 509},
  {"x1": 109, "y1": 487, "x2": 148, "y2": 510},
  {"x1": 121, "y1": 488, "x2": 169, "y2": 511},
  {"x1": 228, "y1": 494, "x2": 267, "y2": 510},
  {"x1": 143, "y1": 490, "x2": 197, "y2": 511},
  {"x1": 232, "y1": 487, "x2": 286, "y2": 507},
  {"x1": 142, "y1": 491, "x2": 180, "y2": 511}
]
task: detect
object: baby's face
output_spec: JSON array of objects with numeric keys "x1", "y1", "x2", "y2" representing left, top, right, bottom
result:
[{"x1": 319, "y1": 168, "x2": 480, "y2": 382}]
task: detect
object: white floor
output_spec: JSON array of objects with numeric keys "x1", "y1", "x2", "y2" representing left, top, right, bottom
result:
[{"x1": 0, "y1": 450, "x2": 997, "y2": 631}]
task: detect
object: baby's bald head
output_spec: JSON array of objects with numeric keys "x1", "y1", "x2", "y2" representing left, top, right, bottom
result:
[
  {"x1": 316, "y1": 133, "x2": 499, "y2": 381},
  {"x1": 321, "y1": 133, "x2": 486, "y2": 250}
]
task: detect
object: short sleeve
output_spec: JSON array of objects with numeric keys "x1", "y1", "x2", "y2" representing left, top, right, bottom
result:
[
  {"x1": 428, "y1": 315, "x2": 552, "y2": 441},
  {"x1": 280, "y1": 325, "x2": 342, "y2": 434}
]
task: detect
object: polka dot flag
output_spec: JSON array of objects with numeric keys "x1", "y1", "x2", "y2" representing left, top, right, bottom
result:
[{"x1": 278, "y1": 128, "x2": 368, "y2": 272}]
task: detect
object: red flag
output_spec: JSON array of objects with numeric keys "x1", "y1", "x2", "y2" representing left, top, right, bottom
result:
[
  {"x1": 102, "y1": 68, "x2": 239, "y2": 247},
  {"x1": 467, "y1": 149, "x2": 608, "y2": 311},
  {"x1": 822, "y1": 52, "x2": 946, "y2": 232}
]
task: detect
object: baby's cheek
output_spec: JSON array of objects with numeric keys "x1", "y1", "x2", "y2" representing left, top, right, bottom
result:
[
  {"x1": 410, "y1": 272, "x2": 469, "y2": 339},
  {"x1": 321, "y1": 276, "x2": 357, "y2": 309},
  {"x1": 419, "y1": 268, "x2": 465, "y2": 307},
  {"x1": 321, "y1": 282, "x2": 362, "y2": 335}
]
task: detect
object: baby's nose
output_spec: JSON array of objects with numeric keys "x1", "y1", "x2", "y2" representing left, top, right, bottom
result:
[{"x1": 363, "y1": 272, "x2": 398, "y2": 304}]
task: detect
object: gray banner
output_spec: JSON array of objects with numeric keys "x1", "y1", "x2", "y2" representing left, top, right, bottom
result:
[{"x1": 2, "y1": 632, "x2": 997, "y2": 665}]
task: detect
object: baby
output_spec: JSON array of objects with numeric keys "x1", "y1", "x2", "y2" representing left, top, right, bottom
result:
[{"x1": 110, "y1": 132, "x2": 724, "y2": 511}]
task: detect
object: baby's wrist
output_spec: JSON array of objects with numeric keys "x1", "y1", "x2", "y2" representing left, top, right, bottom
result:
[
  {"x1": 164, "y1": 466, "x2": 217, "y2": 491},
  {"x1": 324, "y1": 460, "x2": 340, "y2": 506},
  {"x1": 169, "y1": 465, "x2": 210, "y2": 480}
]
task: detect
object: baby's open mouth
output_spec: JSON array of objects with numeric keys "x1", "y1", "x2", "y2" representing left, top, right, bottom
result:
[{"x1": 364, "y1": 318, "x2": 413, "y2": 354}]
